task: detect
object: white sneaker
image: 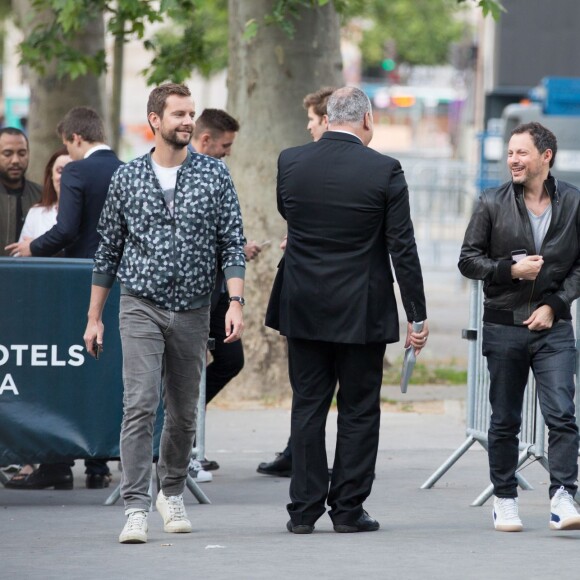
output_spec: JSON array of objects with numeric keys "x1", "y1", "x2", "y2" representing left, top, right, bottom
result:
[
  {"x1": 493, "y1": 497, "x2": 523, "y2": 532},
  {"x1": 550, "y1": 486, "x2": 580, "y2": 530},
  {"x1": 188, "y1": 458, "x2": 213, "y2": 483},
  {"x1": 119, "y1": 510, "x2": 148, "y2": 544},
  {"x1": 156, "y1": 490, "x2": 192, "y2": 533}
]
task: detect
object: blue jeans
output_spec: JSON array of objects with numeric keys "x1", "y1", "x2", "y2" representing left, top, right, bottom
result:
[
  {"x1": 483, "y1": 321, "x2": 579, "y2": 499},
  {"x1": 119, "y1": 295, "x2": 209, "y2": 513}
]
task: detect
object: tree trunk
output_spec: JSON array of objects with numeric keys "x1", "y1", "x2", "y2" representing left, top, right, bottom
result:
[
  {"x1": 13, "y1": 1, "x2": 105, "y2": 183},
  {"x1": 109, "y1": 25, "x2": 125, "y2": 154},
  {"x1": 225, "y1": 0, "x2": 343, "y2": 400}
]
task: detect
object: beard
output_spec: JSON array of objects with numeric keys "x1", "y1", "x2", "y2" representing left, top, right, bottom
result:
[
  {"x1": 160, "y1": 126, "x2": 192, "y2": 149},
  {"x1": 0, "y1": 167, "x2": 25, "y2": 186}
]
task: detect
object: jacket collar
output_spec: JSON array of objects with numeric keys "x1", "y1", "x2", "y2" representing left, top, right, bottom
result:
[
  {"x1": 320, "y1": 131, "x2": 364, "y2": 145},
  {"x1": 147, "y1": 148, "x2": 192, "y2": 168},
  {"x1": 513, "y1": 172, "x2": 558, "y2": 201}
]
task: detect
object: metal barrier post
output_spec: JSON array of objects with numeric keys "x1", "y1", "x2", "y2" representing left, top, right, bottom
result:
[
  {"x1": 421, "y1": 280, "x2": 482, "y2": 489},
  {"x1": 420, "y1": 436, "x2": 477, "y2": 490},
  {"x1": 103, "y1": 484, "x2": 121, "y2": 506}
]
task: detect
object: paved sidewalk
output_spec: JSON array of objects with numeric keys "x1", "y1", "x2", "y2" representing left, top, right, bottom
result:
[{"x1": 2, "y1": 401, "x2": 579, "y2": 580}]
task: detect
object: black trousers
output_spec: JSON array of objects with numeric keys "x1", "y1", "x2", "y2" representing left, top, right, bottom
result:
[
  {"x1": 286, "y1": 338, "x2": 386, "y2": 526},
  {"x1": 206, "y1": 292, "x2": 245, "y2": 403}
]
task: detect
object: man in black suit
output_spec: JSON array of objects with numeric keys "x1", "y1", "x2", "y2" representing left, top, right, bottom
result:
[
  {"x1": 6, "y1": 106, "x2": 122, "y2": 259},
  {"x1": 267, "y1": 86, "x2": 429, "y2": 534},
  {"x1": 5, "y1": 106, "x2": 122, "y2": 490},
  {"x1": 258, "y1": 86, "x2": 335, "y2": 478}
]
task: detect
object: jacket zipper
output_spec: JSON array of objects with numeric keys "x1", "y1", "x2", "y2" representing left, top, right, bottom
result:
[
  {"x1": 150, "y1": 160, "x2": 177, "y2": 309},
  {"x1": 171, "y1": 169, "x2": 180, "y2": 310}
]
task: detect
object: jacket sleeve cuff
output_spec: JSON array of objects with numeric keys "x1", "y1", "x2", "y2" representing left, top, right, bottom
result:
[
  {"x1": 92, "y1": 272, "x2": 115, "y2": 288},
  {"x1": 496, "y1": 259, "x2": 516, "y2": 285},
  {"x1": 542, "y1": 295, "x2": 568, "y2": 320},
  {"x1": 29, "y1": 239, "x2": 39, "y2": 256},
  {"x1": 224, "y1": 265, "x2": 245, "y2": 281}
]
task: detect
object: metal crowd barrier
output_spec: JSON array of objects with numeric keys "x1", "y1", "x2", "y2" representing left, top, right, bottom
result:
[{"x1": 421, "y1": 280, "x2": 580, "y2": 505}]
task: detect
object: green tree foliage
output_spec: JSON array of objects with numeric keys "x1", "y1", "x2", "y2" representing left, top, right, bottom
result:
[
  {"x1": 458, "y1": 0, "x2": 505, "y2": 19},
  {"x1": 16, "y1": 0, "x2": 503, "y2": 84},
  {"x1": 18, "y1": 0, "x2": 227, "y2": 83},
  {"x1": 244, "y1": 0, "x2": 331, "y2": 39},
  {"x1": 0, "y1": 0, "x2": 12, "y2": 64},
  {"x1": 243, "y1": 0, "x2": 505, "y2": 70},
  {"x1": 341, "y1": 0, "x2": 466, "y2": 69},
  {"x1": 145, "y1": 0, "x2": 227, "y2": 84}
]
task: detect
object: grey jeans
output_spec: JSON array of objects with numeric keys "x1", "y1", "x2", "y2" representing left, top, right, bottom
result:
[{"x1": 119, "y1": 295, "x2": 209, "y2": 512}]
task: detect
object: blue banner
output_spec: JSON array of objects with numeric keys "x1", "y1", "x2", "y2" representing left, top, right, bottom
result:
[{"x1": 0, "y1": 258, "x2": 124, "y2": 464}]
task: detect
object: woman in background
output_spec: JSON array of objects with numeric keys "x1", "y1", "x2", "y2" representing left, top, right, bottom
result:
[{"x1": 18, "y1": 147, "x2": 71, "y2": 241}]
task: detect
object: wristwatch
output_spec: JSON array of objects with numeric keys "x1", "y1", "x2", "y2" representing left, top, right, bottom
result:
[{"x1": 229, "y1": 295, "x2": 245, "y2": 306}]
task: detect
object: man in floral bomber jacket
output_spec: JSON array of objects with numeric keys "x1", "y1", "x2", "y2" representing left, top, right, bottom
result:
[{"x1": 83, "y1": 83, "x2": 246, "y2": 544}]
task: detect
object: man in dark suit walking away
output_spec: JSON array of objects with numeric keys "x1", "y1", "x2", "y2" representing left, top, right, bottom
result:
[{"x1": 267, "y1": 86, "x2": 429, "y2": 534}]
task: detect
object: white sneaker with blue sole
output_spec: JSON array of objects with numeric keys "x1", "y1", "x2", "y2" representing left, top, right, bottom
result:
[
  {"x1": 493, "y1": 497, "x2": 523, "y2": 532},
  {"x1": 550, "y1": 486, "x2": 580, "y2": 530}
]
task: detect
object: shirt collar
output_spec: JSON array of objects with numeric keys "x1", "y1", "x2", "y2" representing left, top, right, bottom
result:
[
  {"x1": 84, "y1": 144, "x2": 111, "y2": 159},
  {"x1": 326, "y1": 129, "x2": 363, "y2": 143}
]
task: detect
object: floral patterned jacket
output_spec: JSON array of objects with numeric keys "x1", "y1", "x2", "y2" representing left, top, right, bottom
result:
[{"x1": 93, "y1": 150, "x2": 246, "y2": 311}]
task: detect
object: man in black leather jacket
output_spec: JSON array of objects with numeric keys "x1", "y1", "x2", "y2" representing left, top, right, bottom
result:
[{"x1": 459, "y1": 122, "x2": 580, "y2": 533}]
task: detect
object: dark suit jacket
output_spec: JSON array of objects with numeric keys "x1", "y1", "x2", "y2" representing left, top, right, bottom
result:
[
  {"x1": 266, "y1": 131, "x2": 426, "y2": 345},
  {"x1": 30, "y1": 149, "x2": 123, "y2": 259}
]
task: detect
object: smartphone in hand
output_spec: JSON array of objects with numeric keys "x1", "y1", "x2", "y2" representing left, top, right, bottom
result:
[
  {"x1": 93, "y1": 340, "x2": 103, "y2": 360},
  {"x1": 511, "y1": 249, "x2": 527, "y2": 263},
  {"x1": 511, "y1": 249, "x2": 527, "y2": 280}
]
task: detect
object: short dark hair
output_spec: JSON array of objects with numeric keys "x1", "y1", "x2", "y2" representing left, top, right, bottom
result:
[
  {"x1": 303, "y1": 87, "x2": 336, "y2": 117},
  {"x1": 57, "y1": 107, "x2": 105, "y2": 143},
  {"x1": 147, "y1": 83, "x2": 191, "y2": 133},
  {"x1": 511, "y1": 122, "x2": 558, "y2": 168},
  {"x1": 0, "y1": 127, "x2": 29, "y2": 146},
  {"x1": 193, "y1": 109, "x2": 240, "y2": 139}
]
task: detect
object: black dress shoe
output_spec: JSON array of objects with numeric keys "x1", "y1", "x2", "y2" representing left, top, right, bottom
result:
[
  {"x1": 10, "y1": 466, "x2": 73, "y2": 490},
  {"x1": 333, "y1": 510, "x2": 380, "y2": 533},
  {"x1": 257, "y1": 453, "x2": 292, "y2": 477},
  {"x1": 86, "y1": 473, "x2": 112, "y2": 489},
  {"x1": 200, "y1": 458, "x2": 220, "y2": 471},
  {"x1": 3, "y1": 468, "x2": 35, "y2": 489},
  {"x1": 286, "y1": 520, "x2": 314, "y2": 534}
]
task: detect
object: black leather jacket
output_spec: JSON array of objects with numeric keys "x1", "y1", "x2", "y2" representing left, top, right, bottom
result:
[{"x1": 458, "y1": 175, "x2": 580, "y2": 325}]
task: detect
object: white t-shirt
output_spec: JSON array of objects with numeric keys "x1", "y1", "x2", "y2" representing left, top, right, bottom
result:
[
  {"x1": 151, "y1": 159, "x2": 180, "y2": 216},
  {"x1": 19, "y1": 205, "x2": 58, "y2": 241}
]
